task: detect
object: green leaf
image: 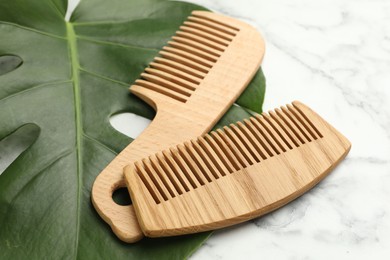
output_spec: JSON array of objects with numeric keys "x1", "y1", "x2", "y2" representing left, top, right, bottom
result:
[
  {"x1": 236, "y1": 68, "x2": 266, "y2": 114},
  {"x1": 0, "y1": 0, "x2": 266, "y2": 259}
]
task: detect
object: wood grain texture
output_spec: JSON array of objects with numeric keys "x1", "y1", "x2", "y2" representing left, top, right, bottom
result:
[
  {"x1": 125, "y1": 101, "x2": 351, "y2": 238},
  {"x1": 91, "y1": 11, "x2": 265, "y2": 242}
]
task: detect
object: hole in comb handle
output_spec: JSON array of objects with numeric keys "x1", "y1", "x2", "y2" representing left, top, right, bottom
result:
[{"x1": 112, "y1": 187, "x2": 132, "y2": 206}]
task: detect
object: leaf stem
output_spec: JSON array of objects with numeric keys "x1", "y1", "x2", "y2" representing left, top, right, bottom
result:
[{"x1": 66, "y1": 21, "x2": 82, "y2": 258}]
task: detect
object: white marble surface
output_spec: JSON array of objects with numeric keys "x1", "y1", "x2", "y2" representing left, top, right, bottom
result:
[
  {"x1": 186, "y1": 0, "x2": 390, "y2": 259},
  {"x1": 67, "y1": 0, "x2": 390, "y2": 259}
]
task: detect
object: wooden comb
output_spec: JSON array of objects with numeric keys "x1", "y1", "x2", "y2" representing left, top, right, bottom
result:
[
  {"x1": 92, "y1": 11, "x2": 265, "y2": 242},
  {"x1": 124, "y1": 101, "x2": 351, "y2": 238}
]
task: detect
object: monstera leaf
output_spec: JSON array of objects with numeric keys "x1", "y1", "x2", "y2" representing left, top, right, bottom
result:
[{"x1": 0, "y1": 0, "x2": 266, "y2": 259}]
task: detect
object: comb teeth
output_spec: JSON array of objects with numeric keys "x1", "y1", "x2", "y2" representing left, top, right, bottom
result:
[
  {"x1": 134, "y1": 102, "x2": 323, "y2": 204},
  {"x1": 131, "y1": 12, "x2": 239, "y2": 103}
]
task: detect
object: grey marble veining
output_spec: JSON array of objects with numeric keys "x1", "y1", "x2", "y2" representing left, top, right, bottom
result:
[{"x1": 184, "y1": 0, "x2": 390, "y2": 259}]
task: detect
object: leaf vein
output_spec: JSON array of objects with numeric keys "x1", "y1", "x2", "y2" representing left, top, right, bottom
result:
[
  {"x1": 79, "y1": 68, "x2": 130, "y2": 87},
  {"x1": 83, "y1": 133, "x2": 118, "y2": 155},
  {"x1": 46, "y1": 0, "x2": 65, "y2": 19},
  {"x1": 0, "y1": 80, "x2": 72, "y2": 103},
  {"x1": 0, "y1": 21, "x2": 65, "y2": 39},
  {"x1": 3, "y1": 149, "x2": 75, "y2": 210},
  {"x1": 66, "y1": 22, "x2": 83, "y2": 259},
  {"x1": 76, "y1": 35, "x2": 159, "y2": 52}
]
